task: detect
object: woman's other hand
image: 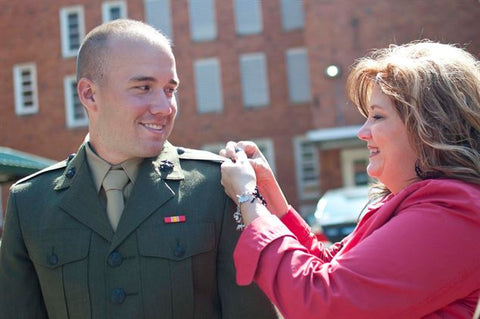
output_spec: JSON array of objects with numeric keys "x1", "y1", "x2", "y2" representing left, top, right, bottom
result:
[
  {"x1": 221, "y1": 149, "x2": 257, "y2": 204},
  {"x1": 220, "y1": 141, "x2": 289, "y2": 217}
]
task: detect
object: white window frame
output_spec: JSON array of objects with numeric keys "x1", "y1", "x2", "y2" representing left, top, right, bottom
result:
[
  {"x1": 64, "y1": 75, "x2": 88, "y2": 128},
  {"x1": 144, "y1": 0, "x2": 173, "y2": 39},
  {"x1": 60, "y1": 5, "x2": 85, "y2": 58},
  {"x1": 13, "y1": 63, "x2": 39, "y2": 116},
  {"x1": 194, "y1": 58, "x2": 223, "y2": 113},
  {"x1": 233, "y1": 0, "x2": 263, "y2": 35},
  {"x1": 188, "y1": 0, "x2": 217, "y2": 41},
  {"x1": 239, "y1": 53, "x2": 270, "y2": 108},
  {"x1": 102, "y1": 0, "x2": 128, "y2": 22},
  {"x1": 286, "y1": 47, "x2": 311, "y2": 104},
  {"x1": 280, "y1": 0, "x2": 305, "y2": 31},
  {"x1": 202, "y1": 138, "x2": 275, "y2": 174},
  {"x1": 341, "y1": 148, "x2": 370, "y2": 187},
  {"x1": 294, "y1": 136, "x2": 320, "y2": 200}
]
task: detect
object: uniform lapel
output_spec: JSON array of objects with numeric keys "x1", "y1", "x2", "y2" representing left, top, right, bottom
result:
[
  {"x1": 111, "y1": 142, "x2": 185, "y2": 249},
  {"x1": 57, "y1": 146, "x2": 114, "y2": 241}
]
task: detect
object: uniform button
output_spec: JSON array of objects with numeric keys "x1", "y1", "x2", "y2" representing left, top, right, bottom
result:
[
  {"x1": 108, "y1": 251, "x2": 122, "y2": 267},
  {"x1": 177, "y1": 147, "x2": 185, "y2": 155},
  {"x1": 111, "y1": 288, "x2": 126, "y2": 304},
  {"x1": 174, "y1": 245, "x2": 185, "y2": 258},
  {"x1": 65, "y1": 167, "x2": 76, "y2": 179},
  {"x1": 48, "y1": 253, "x2": 58, "y2": 266},
  {"x1": 67, "y1": 153, "x2": 75, "y2": 162}
]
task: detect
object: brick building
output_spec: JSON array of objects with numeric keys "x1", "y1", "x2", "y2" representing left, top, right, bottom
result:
[{"x1": 1, "y1": 0, "x2": 479, "y2": 226}]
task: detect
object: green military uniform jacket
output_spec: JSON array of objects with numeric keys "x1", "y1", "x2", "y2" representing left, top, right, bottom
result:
[{"x1": 0, "y1": 142, "x2": 278, "y2": 319}]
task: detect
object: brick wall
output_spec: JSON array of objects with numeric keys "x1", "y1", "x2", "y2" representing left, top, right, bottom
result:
[{"x1": 1, "y1": 0, "x2": 479, "y2": 216}]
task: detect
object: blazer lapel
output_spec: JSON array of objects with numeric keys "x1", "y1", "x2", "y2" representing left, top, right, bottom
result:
[
  {"x1": 111, "y1": 143, "x2": 185, "y2": 250},
  {"x1": 57, "y1": 147, "x2": 114, "y2": 241}
]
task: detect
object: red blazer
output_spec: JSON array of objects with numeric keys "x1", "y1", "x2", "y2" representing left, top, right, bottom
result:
[{"x1": 234, "y1": 179, "x2": 480, "y2": 318}]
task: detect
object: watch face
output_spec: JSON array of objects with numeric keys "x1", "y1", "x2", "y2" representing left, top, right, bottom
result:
[{"x1": 237, "y1": 193, "x2": 254, "y2": 204}]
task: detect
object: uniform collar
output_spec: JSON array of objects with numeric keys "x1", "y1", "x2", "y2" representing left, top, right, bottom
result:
[
  {"x1": 85, "y1": 142, "x2": 142, "y2": 193},
  {"x1": 151, "y1": 141, "x2": 184, "y2": 180},
  {"x1": 54, "y1": 141, "x2": 184, "y2": 191}
]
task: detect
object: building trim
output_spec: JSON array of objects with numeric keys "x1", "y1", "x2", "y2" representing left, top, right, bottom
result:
[{"x1": 307, "y1": 125, "x2": 363, "y2": 149}]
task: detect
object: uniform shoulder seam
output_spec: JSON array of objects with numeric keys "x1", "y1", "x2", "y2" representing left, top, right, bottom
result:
[
  {"x1": 177, "y1": 147, "x2": 226, "y2": 163},
  {"x1": 14, "y1": 160, "x2": 67, "y2": 185}
]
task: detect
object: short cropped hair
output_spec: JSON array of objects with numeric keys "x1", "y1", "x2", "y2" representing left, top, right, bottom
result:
[
  {"x1": 346, "y1": 40, "x2": 480, "y2": 190},
  {"x1": 76, "y1": 19, "x2": 172, "y2": 84}
]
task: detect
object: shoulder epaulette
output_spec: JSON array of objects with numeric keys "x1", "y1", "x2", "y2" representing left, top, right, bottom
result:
[
  {"x1": 176, "y1": 147, "x2": 226, "y2": 164},
  {"x1": 14, "y1": 160, "x2": 67, "y2": 185}
]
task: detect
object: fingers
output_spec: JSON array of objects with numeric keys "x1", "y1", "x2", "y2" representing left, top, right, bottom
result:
[
  {"x1": 219, "y1": 141, "x2": 238, "y2": 161},
  {"x1": 235, "y1": 148, "x2": 248, "y2": 162}
]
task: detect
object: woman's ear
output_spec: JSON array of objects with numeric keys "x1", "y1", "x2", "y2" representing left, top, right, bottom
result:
[{"x1": 77, "y1": 78, "x2": 97, "y2": 112}]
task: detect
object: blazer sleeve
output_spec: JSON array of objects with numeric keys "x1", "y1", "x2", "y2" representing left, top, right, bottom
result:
[
  {"x1": 233, "y1": 181, "x2": 480, "y2": 319},
  {"x1": 280, "y1": 206, "x2": 345, "y2": 261},
  {"x1": 0, "y1": 189, "x2": 48, "y2": 319},
  {"x1": 216, "y1": 195, "x2": 279, "y2": 319}
]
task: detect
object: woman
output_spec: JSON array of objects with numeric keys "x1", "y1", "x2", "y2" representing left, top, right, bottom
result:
[{"x1": 220, "y1": 40, "x2": 480, "y2": 318}]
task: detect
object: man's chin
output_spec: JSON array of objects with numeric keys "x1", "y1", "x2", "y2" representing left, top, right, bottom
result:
[{"x1": 140, "y1": 142, "x2": 167, "y2": 158}]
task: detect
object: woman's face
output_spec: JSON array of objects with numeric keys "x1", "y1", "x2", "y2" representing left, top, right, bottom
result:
[{"x1": 357, "y1": 84, "x2": 418, "y2": 194}]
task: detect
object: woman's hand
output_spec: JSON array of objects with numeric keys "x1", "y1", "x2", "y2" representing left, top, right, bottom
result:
[
  {"x1": 220, "y1": 141, "x2": 275, "y2": 185},
  {"x1": 220, "y1": 149, "x2": 257, "y2": 204},
  {"x1": 221, "y1": 150, "x2": 272, "y2": 226},
  {"x1": 220, "y1": 141, "x2": 290, "y2": 218}
]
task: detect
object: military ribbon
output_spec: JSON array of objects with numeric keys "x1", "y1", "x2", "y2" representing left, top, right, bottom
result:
[{"x1": 164, "y1": 215, "x2": 187, "y2": 224}]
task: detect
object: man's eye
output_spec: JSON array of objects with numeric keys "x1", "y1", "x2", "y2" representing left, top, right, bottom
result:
[{"x1": 136, "y1": 85, "x2": 151, "y2": 91}]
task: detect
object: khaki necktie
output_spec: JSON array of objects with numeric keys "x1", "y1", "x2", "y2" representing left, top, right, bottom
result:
[{"x1": 102, "y1": 168, "x2": 129, "y2": 231}]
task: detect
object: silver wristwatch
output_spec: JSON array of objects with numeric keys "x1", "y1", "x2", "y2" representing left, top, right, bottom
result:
[{"x1": 236, "y1": 192, "x2": 256, "y2": 205}]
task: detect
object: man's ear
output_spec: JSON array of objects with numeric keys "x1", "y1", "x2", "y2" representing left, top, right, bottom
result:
[{"x1": 77, "y1": 78, "x2": 98, "y2": 112}]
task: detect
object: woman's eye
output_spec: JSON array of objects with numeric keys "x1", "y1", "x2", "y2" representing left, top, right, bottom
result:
[{"x1": 372, "y1": 114, "x2": 383, "y2": 120}]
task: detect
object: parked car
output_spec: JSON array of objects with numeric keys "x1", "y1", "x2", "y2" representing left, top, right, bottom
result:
[{"x1": 311, "y1": 186, "x2": 370, "y2": 243}]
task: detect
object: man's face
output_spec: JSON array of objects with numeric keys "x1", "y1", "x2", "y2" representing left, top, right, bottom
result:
[{"x1": 89, "y1": 37, "x2": 179, "y2": 164}]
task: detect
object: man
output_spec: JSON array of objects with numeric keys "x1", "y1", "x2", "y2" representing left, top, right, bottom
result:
[{"x1": 0, "y1": 19, "x2": 277, "y2": 318}]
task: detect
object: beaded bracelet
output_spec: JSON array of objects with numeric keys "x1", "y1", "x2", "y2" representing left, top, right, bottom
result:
[{"x1": 233, "y1": 186, "x2": 267, "y2": 231}]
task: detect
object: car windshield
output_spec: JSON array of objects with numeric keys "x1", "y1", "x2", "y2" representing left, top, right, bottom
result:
[{"x1": 314, "y1": 186, "x2": 369, "y2": 226}]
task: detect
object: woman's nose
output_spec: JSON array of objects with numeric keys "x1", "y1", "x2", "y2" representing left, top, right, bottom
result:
[{"x1": 357, "y1": 121, "x2": 371, "y2": 141}]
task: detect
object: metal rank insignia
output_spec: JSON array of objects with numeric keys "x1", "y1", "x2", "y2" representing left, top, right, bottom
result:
[
  {"x1": 164, "y1": 215, "x2": 186, "y2": 224},
  {"x1": 159, "y1": 160, "x2": 174, "y2": 173}
]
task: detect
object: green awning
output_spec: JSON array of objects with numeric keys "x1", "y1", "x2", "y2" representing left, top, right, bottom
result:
[{"x1": 0, "y1": 147, "x2": 56, "y2": 183}]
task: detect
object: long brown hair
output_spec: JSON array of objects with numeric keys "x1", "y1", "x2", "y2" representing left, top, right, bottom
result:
[{"x1": 347, "y1": 40, "x2": 480, "y2": 195}]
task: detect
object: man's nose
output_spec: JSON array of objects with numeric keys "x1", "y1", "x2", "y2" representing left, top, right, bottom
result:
[{"x1": 150, "y1": 90, "x2": 173, "y2": 115}]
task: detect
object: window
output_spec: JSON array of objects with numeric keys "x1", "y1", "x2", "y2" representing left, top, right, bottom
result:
[
  {"x1": 189, "y1": 0, "x2": 217, "y2": 41},
  {"x1": 239, "y1": 53, "x2": 269, "y2": 108},
  {"x1": 144, "y1": 0, "x2": 173, "y2": 39},
  {"x1": 64, "y1": 75, "x2": 88, "y2": 128},
  {"x1": 60, "y1": 5, "x2": 85, "y2": 58},
  {"x1": 280, "y1": 0, "x2": 304, "y2": 31},
  {"x1": 233, "y1": 0, "x2": 262, "y2": 35},
  {"x1": 286, "y1": 48, "x2": 311, "y2": 103},
  {"x1": 294, "y1": 137, "x2": 320, "y2": 199},
  {"x1": 194, "y1": 58, "x2": 223, "y2": 113},
  {"x1": 13, "y1": 63, "x2": 39, "y2": 116},
  {"x1": 102, "y1": 1, "x2": 127, "y2": 22},
  {"x1": 202, "y1": 138, "x2": 275, "y2": 173},
  {"x1": 341, "y1": 148, "x2": 370, "y2": 187}
]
